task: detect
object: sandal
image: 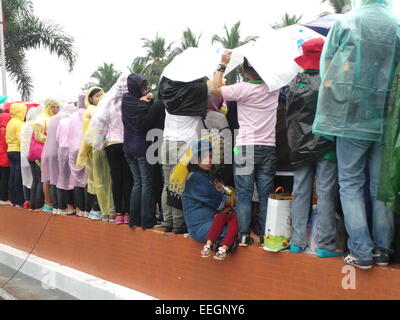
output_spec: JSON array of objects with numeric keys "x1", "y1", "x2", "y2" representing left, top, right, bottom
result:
[
  {"x1": 201, "y1": 244, "x2": 212, "y2": 258},
  {"x1": 213, "y1": 247, "x2": 228, "y2": 261}
]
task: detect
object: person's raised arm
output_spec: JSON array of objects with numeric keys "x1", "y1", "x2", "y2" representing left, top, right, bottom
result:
[{"x1": 211, "y1": 50, "x2": 232, "y2": 97}]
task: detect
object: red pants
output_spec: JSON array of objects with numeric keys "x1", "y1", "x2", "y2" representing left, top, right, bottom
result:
[{"x1": 207, "y1": 213, "x2": 239, "y2": 247}]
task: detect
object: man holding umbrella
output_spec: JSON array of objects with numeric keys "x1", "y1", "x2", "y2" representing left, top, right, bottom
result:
[{"x1": 313, "y1": 0, "x2": 400, "y2": 269}]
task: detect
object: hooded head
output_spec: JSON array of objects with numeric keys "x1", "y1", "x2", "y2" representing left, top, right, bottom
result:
[
  {"x1": 10, "y1": 103, "x2": 27, "y2": 121},
  {"x1": 85, "y1": 87, "x2": 104, "y2": 108},
  {"x1": 44, "y1": 98, "x2": 61, "y2": 117},
  {"x1": 0, "y1": 112, "x2": 11, "y2": 128},
  {"x1": 127, "y1": 74, "x2": 148, "y2": 99},
  {"x1": 352, "y1": 0, "x2": 394, "y2": 9},
  {"x1": 25, "y1": 106, "x2": 43, "y2": 122}
]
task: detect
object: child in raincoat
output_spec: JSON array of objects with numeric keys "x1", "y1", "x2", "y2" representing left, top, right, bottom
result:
[
  {"x1": 32, "y1": 98, "x2": 61, "y2": 212},
  {"x1": 6, "y1": 103, "x2": 27, "y2": 207}
]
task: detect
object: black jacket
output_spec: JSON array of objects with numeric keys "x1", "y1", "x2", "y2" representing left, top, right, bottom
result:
[
  {"x1": 121, "y1": 74, "x2": 150, "y2": 158},
  {"x1": 159, "y1": 76, "x2": 208, "y2": 118},
  {"x1": 286, "y1": 72, "x2": 334, "y2": 169}
]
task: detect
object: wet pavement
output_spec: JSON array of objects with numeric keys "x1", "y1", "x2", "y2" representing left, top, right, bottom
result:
[{"x1": 0, "y1": 263, "x2": 78, "y2": 300}]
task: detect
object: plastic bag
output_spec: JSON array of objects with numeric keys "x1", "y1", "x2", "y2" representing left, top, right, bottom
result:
[{"x1": 263, "y1": 188, "x2": 293, "y2": 252}]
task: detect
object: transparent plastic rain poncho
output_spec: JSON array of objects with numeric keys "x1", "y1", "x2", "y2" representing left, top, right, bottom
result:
[
  {"x1": 77, "y1": 86, "x2": 114, "y2": 215},
  {"x1": 90, "y1": 72, "x2": 129, "y2": 150},
  {"x1": 313, "y1": 0, "x2": 400, "y2": 142},
  {"x1": 20, "y1": 105, "x2": 44, "y2": 189},
  {"x1": 378, "y1": 64, "x2": 400, "y2": 213}
]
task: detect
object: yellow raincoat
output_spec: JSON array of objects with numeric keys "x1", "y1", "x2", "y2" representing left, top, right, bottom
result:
[
  {"x1": 31, "y1": 98, "x2": 60, "y2": 144},
  {"x1": 77, "y1": 87, "x2": 114, "y2": 216},
  {"x1": 6, "y1": 103, "x2": 27, "y2": 152}
]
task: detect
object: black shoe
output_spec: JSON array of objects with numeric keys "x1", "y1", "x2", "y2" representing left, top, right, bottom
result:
[
  {"x1": 344, "y1": 253, "x2": 373, "y2": 270},
  {"x1": 173, "y1": 227, "x2": 188, "y2": 234},
  {"x1": 372, "y1": 248, "x2": 390, "y2": 267},
  {"x1": 142, "y1": 225, "x2": 155, "y2": 230},
  {"x1": 163, "y1": 226, "x2": 173, "y2": 233}
]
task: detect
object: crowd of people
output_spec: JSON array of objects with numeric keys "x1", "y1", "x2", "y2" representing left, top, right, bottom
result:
[{"x1": 0, "y1": 0, "x2": 399, "y2": 268}]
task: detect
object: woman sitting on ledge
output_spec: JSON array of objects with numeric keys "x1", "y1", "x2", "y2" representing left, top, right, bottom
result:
[{"x1": 182, "y1": 139, "x2": 238, "y2": 261}]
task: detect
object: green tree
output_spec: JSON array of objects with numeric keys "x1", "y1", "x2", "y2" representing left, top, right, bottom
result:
[
  {"x1": 3, "y1": 0, "x2": 77, "y2": 99},
  {"x1": 139, "y1": 33, "x2": 174, "y2": 91},
  {"x1": 90, "y1": 63, "x2": 121, "y2": 92},
  {"x1": 171, "y1": 27, "x2": 202, "y2": 57},
  {"x1": 211, "y1": 21, "x2": 258, "y2": 84},
  {"x1": 128, "y1": 56, "x2": 150, "y2": 74},
  {"x1": 320, "y1": 0, "x2": 352, "y2": 16},
  {"x1": 271, "y1": 13, "x2": 303, "y2": 29}
]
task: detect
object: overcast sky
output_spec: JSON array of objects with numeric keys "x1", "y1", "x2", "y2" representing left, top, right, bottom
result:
[{"x1": 2, "y1": 0, "x2": 397, "y2": 102}]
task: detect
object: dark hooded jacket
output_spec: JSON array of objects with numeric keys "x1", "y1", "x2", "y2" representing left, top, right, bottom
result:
[
  {"x1": 286, "y1": 72, "x2": 335, "y2": 169},
  {"x1": 121, "y1": 74, "x2": 150, "y2": 158},
  {"x1": 0, "y1": 113, "x2": 11, "y2": 167},
  {"x1": 159, "y1": 76, "x2": 208, "y2": 118}
]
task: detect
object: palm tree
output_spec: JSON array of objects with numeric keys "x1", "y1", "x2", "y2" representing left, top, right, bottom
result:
[
  {"x1": 271, "y1": 13, "x2": 303, "y2": 29},
  {"x1": 3, "y1": 0, "x2": 77, "y2": 99},
  {"x1": 90, "y1": 63, "x2": 121, "y2": 92},
  {"x1": 320, "y1": 0, "x2": 352, "y2": 16},
  {"x1": 140, "y1": 33, "x2": 174, "y2": 91},
  {"x1": 128, "y1": 57, "x2": 150, "y2": 75},
  {"x1": 168, "y1": 28, "x2": 202, "y2": 62},
  {"x1": 211, "y1": 21, "x2": 258, "y2": 84}
]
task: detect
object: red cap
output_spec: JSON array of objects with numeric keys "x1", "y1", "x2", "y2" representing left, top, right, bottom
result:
[{"x1": 294, "y1": 38, "x2": 325, "y2": 70}]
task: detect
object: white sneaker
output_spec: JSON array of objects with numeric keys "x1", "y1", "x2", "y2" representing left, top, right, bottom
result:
[
  {"x1": 58, "y1": 209, "x2": 68, "y2": 216},
  {"x1": 52, "y1": 209, "x2": 59, "y2": 215}
]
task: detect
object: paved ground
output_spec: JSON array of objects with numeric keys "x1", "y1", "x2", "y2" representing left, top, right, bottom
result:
[{"x1": 0, "y1": 263, "x2": 78, "y2": 300}]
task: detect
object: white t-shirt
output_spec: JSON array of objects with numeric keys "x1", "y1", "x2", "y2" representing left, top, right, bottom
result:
[{"x1": 163, "y1": 110, "x2": 203, "y2": 143}]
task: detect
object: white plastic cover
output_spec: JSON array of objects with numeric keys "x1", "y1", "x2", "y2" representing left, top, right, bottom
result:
[{"x1": 161, "y1": 25, "x2": 324, "y2": 91}]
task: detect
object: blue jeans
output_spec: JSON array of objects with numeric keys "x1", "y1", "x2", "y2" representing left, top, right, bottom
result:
[
  {"x1": 126, "y1": 155, "x2": 154, "y2": 228},
  {"x1": 291, "y1": 159, "x2": 339, "y2": 250},
  {"x1": 234, "y1": 146, "x2": 277, "y2": 236},
  {"x1": 337, "y1": 138, "x2": 394, "y2": 261}
]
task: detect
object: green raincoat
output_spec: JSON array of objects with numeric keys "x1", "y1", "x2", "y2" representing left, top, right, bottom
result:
[
  {"x1": 313, "y1": 0, "x2": 400, "y2": 142},
  {"x1": 378, "y1": 64, "x2": 400, "y2": 213}
]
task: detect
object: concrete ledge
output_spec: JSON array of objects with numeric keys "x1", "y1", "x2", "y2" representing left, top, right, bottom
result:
[
  {"x1": 2, "y1": 207, "x2": 400, "y2": 299},
  {"x1": 0, "y1": 244, "x2": 156, "y2": 300}
]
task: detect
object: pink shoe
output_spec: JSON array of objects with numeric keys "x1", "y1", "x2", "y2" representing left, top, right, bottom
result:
[
  {"x1": 83, "y1": 211, "x2": 90, "y2": 218},
  {"x1": 123, "y1": 215, "x2": 130, "y2": 225},
  {"x1": 115, "y1": 215, "x2": 124, "y2": 225}
]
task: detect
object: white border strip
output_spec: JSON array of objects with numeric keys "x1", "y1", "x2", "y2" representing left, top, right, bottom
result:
[{"x1": 0, "y1": 244, "x2": 156, "y2": 300}]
